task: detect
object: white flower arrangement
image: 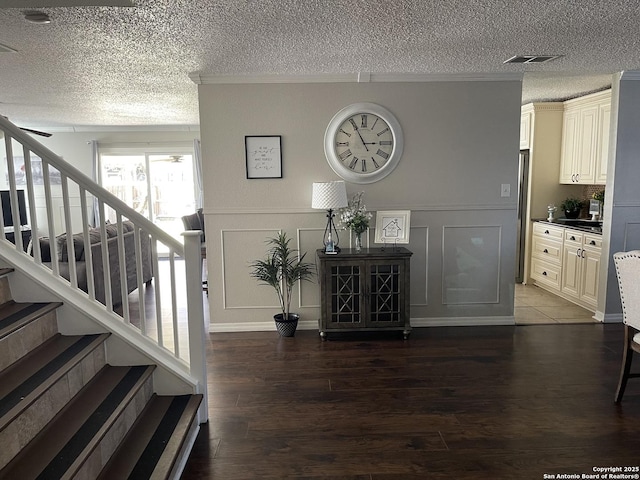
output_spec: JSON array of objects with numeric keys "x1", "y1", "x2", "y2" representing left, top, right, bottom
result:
[{"x1": 339, "y1": 191, "x2": 372, "y2": 235}]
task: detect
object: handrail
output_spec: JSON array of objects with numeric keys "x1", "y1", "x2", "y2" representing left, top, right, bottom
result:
[
  {"x1": 0, "y1": 115, "x2": 207, "y2": 421},
  {"x1": 0, "y1": 116, "x2": 183, "y2": 253}
]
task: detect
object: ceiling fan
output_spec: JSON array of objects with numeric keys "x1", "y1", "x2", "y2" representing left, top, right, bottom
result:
[
  {"x1": 1, "y1": 116, "x2": 52, "y2": 137},
  {"x1": 152, "y1": 155, "x2": 183, "y2": 163}
]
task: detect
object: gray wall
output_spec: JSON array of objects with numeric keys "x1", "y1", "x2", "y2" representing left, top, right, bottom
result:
[
  {"x1": 601, "y1": 72, "x2": 640, "y2": 320},
  {"x1": 198, "y1": 79, "x2": 523, "y2": 331}
]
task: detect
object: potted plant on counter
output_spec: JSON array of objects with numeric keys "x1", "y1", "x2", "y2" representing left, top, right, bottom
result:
[
  {"x1": 249, "y1": 232, "x2": 315, "y2": 337},
  {"x1": 560, "y1": 197, "x2": 583, "y2": 219}
]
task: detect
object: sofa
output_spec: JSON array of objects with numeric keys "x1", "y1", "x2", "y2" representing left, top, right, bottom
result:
[{"x1": 30, "y1": 220, "x2": 153, "y2": 306}]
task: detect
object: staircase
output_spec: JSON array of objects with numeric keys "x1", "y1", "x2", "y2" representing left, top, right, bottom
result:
[{"x1": 0, "y1": 268, "x2": 202, "y2": 479}]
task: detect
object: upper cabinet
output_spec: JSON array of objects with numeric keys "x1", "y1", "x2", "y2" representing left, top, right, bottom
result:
[
  {"x1": 559, "y1": 90, "x2": 611, "y2": 185},
  {"x1": 520, "y1": 109, "x2": 532, "y2": 150}
]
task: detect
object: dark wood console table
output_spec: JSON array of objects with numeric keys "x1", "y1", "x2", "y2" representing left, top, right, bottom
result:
[{"x1": 317, "y1": 247, "x2": 412, "y2": 340}]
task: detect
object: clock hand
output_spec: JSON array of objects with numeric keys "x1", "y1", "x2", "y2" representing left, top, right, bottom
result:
[{"x1": 355, "y1": 129, "x2": 369, "y2": 152}]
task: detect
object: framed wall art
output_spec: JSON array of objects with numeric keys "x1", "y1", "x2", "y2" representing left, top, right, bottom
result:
[
  {"x1": 374, "y1": 210, "x2": 411, "y2": 244},
  {"x1": 245, "y1": 135, "x2": 282, "y2": 179}
]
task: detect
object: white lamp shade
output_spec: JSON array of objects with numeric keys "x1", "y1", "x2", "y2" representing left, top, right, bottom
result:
[{"x1": 312, "y1": 181, "x2": 348, "y2": 210}]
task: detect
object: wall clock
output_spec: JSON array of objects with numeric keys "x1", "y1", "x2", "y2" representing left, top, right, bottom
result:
[{"x1": 324, "y1": 102, "x2": 404, "y2": 184}]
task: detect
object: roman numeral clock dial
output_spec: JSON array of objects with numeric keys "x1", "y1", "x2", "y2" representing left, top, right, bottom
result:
[{"x1": 324, "y1": 103, "x2": 404, "y2": 184}]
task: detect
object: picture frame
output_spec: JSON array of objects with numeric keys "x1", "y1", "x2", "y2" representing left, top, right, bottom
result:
[
  {"x1": 245, "y1": 135, "x2": 282, "y2": 179},
  {"x1": 374, "y1": 210, "x2": 411, "y2": 244}
]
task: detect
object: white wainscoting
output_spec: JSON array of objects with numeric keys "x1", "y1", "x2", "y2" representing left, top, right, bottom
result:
[{"x1": 441, "y1": 225, "x2": 501, "y2": 305}]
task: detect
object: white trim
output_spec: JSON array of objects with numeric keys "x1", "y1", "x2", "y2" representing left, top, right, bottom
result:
[
  {"x1": 601, "y1": 313, "x2": 624, "y2": 323},
  {"x1": 189, "y1": 72, "x2": 523, "y2": 85},
  {"x1": 620, "y1": 70, "x2": 640, "y2": 81},
  {"x1": 209, "y1": 316, "x2": 516, "y2": 332},
  {"x1": 205, "y1": 203, "x2": 518, "y2": 215},
  {"x1": 411, "y1": 316, "x2": 515, "y2": 327},
  {"x1": 36, "y1": 125, "x2": 200, "y2": 133}
]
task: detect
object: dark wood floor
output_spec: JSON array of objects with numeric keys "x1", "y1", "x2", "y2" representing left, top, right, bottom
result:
[{"x1": 181, "y1": 324, "x2": 640, "y2": 479}]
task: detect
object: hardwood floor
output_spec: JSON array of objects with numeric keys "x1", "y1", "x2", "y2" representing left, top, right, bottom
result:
[{"x1": 181, "y1": 324, "x2": 640, "y2": 479}]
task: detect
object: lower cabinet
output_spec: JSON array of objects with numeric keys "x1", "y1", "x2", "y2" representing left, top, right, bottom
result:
[
  {"x1": 317, "y1": 248, "x2": 412, "y2": 340},
  {"x1": 560, "y1": 230, "x2": 601, "y2": 310},
  {"x1": 530, "y1": 223, "x2": 601, "y2": 312}
]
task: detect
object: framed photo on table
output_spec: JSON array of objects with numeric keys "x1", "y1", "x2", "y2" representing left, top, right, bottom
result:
[
  {"x1": 374, "y1": 210, "x2": 411, "y2": 244},
  {"x1": 245, "y1": 135, "x2": 282, "y2": 179}
]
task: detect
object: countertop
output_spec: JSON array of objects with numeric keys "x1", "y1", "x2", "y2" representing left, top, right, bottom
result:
[{"x1": 535, "y1": 218, "x2": 603, "y2": 234}]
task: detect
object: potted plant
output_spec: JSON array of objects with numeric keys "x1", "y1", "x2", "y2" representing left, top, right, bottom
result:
[
  {"x1": 560, "y1": 197, "x2": 583, "y2": 219},
  {"x1": 249, "y1": 232, "x2": 315, "y2": 337}
]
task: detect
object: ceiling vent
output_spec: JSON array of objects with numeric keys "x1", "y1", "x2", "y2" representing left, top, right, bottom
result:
[
  {"x1": 0, "y1": 43, "x2": 17, "y2": 53},
  {"x1": 504, "y1": 55, "x2": 563, "y2": 64}
]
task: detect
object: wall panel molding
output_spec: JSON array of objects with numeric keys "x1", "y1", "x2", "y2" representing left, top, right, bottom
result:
[
  {"x1": 206, "y1": 203, "x2": 517, "y2": 216},
  {"x1": 441, "y1": 225, "x2": 502, "y2": 305}
]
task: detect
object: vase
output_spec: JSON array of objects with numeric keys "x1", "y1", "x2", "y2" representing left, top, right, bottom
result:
[{"x1": 354, "y1": 232, "x2": 363, "y2": 252}]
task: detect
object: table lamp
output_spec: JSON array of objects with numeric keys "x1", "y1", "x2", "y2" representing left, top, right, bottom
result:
[{"x1": 312, "y1": 181, "x2": 348, "y2": 253}]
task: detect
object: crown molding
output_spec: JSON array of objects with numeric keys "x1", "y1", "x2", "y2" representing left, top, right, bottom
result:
[
  {"x1": 621, "y1": 70, "x2": 640, "y2": 81},
  {"x1": 189, "y1": 72, "x2": 523, "y2": 85},
  {"x1": 39, "y1": 125, "x2": 200, "y2": 133}
]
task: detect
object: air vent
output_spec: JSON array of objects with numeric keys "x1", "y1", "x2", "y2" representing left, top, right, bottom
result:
[
  {"x1": 0, "y1": 43, "x2": 17, "y2": 53},
  {"x1": 504, "y1": 55, "x2": 563, "y2": 64}
]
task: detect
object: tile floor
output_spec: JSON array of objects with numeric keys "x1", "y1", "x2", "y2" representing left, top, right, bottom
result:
[{"x1": 514, "y1": 283, "x2": 597, "y2": 325}]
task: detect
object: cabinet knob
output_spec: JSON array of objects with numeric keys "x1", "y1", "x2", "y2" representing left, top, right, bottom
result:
[
  {"x1": 571, "y1": 174, "x2": 575, "y2": 182},
  {"x1": 570, "y1": 236, "x2": 576, "y2": 241},
  {"x1": 545, "y1": 230, "x2": 550, "y2": 234},
  {"x1": 577, "y1": 248, "x2": 582, "y2": 257},
  {"x1": 543, "y1": 248, "x2": 549, "y2": 253},
  {"x1": 581, "y1": 249, "x2": 586, "y2": 258},
  {"x1": 542, "y1": 271, "x2": 547, "y2": 276},
  {"x1": 590, "y1": 240, "x2": 596, "y2": 245},
  {"x1": 576, "y1": 174, "x2": 580, "y2": 182}
]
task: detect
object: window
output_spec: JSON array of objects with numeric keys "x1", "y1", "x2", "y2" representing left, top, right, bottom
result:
[{"x1": 99, "y1": 146, "x2": 196, "y2": 251}]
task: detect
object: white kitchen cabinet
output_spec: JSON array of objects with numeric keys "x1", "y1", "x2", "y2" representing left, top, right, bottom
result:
[
  {"x1": 520, "y1": 110, "x2": 532, "y2": 149},
  {"x1": 559, "y1": 90, "x2": 611, "y2": 185},
  {"x1": 596, "y1": 102, "x2": 611, "y2": 184},
  {"x1": 560, "y1": 229, "x2": 601, "y2": 310},
  {"x1": 531, "y1": 222, "x2": 601, "y2": 312}
]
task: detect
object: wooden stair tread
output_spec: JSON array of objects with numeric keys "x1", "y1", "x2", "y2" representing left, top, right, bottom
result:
[
  {"x1": 0, "y1": 333, "x2": 109, "y2": 430},
  {"x1": 98, "y1": 393, "x2": 203, "y2": 480},
  {"x1": 0, "y1": 364, "x2": 155, "y2": 479},
  {"x1": 0, "y1": 301, "x2": 61, "y2": 340}
]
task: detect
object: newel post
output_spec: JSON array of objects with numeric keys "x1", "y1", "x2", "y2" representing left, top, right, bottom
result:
[{"x1": 182, "y1": 231, "x2": 208, "y2": 423}]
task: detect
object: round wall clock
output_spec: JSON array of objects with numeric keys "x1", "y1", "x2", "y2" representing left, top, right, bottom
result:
[{"x1": 323, "y1": 102, "x2": 404, "y2": 184}]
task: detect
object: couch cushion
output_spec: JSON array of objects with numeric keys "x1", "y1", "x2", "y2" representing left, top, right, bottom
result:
[
  {"x1": 58, "y1": 232, "x2": 86, "y2": 262},
  {"x1": 26, "y1": 237, "x2": 52, "y2": 262}
]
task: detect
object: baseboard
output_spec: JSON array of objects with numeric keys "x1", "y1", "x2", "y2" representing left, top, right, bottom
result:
[
  {"x1": 411, "y1": 316, "x2": 516, "y2": 327},
  {"x1": 600, "y1": 313, "x2": 623, "y2": 323},
  {"x1": 209, "y1": 316, "x2": 516, "y2": 333}
]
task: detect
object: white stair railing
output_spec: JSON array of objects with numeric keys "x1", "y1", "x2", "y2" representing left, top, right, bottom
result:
[{"x1": 0, "y1": 116, "x2": 207, "y2": 421}]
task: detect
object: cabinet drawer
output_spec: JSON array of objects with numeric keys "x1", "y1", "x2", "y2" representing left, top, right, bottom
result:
[
  {"x1": 583, "y1": 233, "x2": 602, "y2": 249},
  {"x1": 564, "y1": 229, "x2": 584, "y2": 244},
  {"x1": 531, "y1": 236, "x2": 562, "y2": 264},
  {"x1": 531, "y1": 258, "x2": 561, "y2": 290},
  {"x1": 533, "y1": 222, "x2": 564, "y2": 240}
]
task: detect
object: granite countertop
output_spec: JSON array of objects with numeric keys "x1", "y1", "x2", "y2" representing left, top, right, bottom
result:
[{"x1": 535, "y1": 218, "x2": 603, "y2": 234}]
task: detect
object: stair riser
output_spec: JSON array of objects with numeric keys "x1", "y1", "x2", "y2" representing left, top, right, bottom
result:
[
  {"x1": 0, "y1": 277, "x2": 12, "y2": 305},
  {"x1": 70, "y1": 374, "x2": 154, "y2": 480},
  {"x1": 0, "y1": 311, "x2": 58, "y2": 371},
  {"x1": 0, "y1": 343, "x2": 107, "y2": 469}
]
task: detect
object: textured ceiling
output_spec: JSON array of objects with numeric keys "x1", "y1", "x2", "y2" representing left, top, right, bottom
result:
[{"x1": 1, "y1": 0, "x2": 639, "y2": 129}]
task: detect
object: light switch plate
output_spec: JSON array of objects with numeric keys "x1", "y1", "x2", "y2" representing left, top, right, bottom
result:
[{"x1": 501, "y1": 184, "x2": 510, "y2": 197}]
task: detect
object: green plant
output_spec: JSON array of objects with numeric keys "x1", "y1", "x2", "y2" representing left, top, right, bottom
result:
[
  {"x1": 249, "y1": 232, "x2": 315, "y2": 320},
  {"x1": 592, "y1": 189, "x2": 605, "y2": 203},
  {"x1": 560, "y1": 197, "x2": 583, "y2": 211}
]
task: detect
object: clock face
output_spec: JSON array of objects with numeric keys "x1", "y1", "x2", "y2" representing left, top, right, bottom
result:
[{"x1": 324, "y1": 103, "x2": 403, "y2": 184}]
